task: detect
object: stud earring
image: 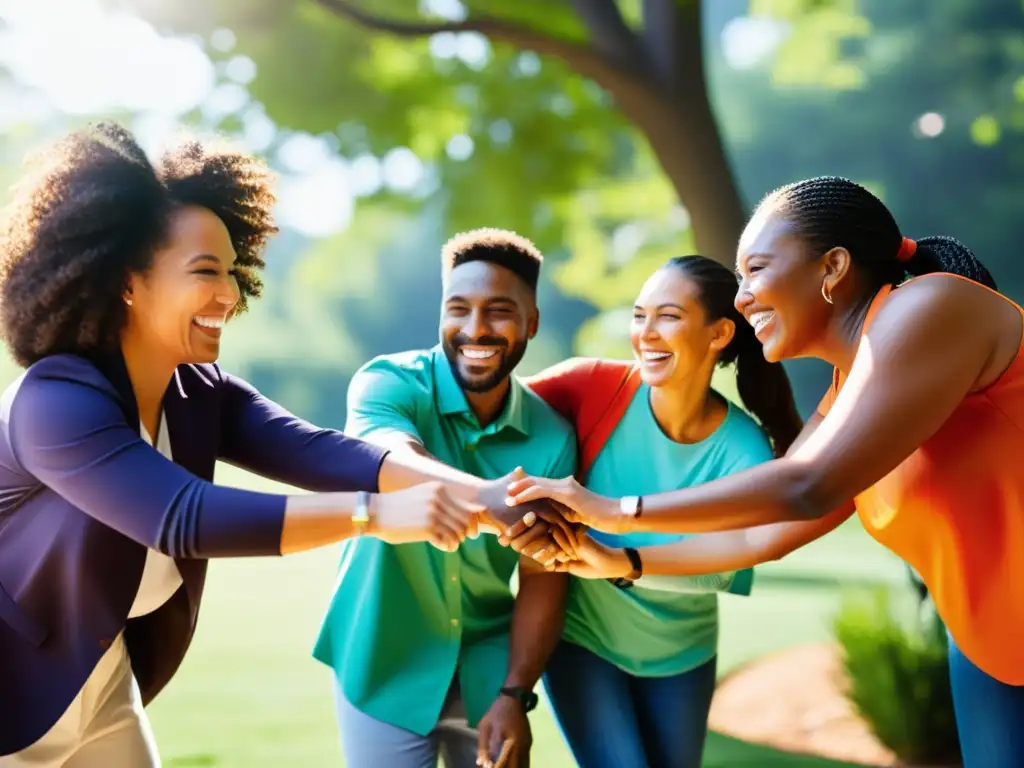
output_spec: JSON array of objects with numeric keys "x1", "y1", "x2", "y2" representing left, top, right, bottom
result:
[
  {"x1": 125, "y1": 298, "x2": 133, "y2": 306},
  {"x1": 821, "y1": 281, "x2": 833, "y2": 305}
]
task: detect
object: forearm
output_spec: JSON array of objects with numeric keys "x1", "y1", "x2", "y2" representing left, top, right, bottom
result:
[
  {"x1": 280, "y1": 492, "x2": 362, "y2": 555},
  {"x1": 632, "y1": 458, "x2": 823, "y2": 534},
  {"x1": 638, "y1": 505, "x2": 854, "y2": 576},
  {"x1": 503, "y1": 565, "x2": 569, "y2": 689},
  {"x1": 376, "y1": 440, "x2": 484, "y2": 493},
  {"x1": 633, "y1": 571, "x2": 737, "y2": 594}
]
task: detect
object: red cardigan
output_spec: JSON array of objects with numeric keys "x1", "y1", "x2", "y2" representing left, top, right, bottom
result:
[{"x1": 523, "y1": 358, "x2": 641, "y2": 477}]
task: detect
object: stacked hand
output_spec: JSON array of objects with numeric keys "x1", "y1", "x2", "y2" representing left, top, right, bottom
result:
[
  {"x1": 505, "y1": 473, "x2": 626, "y2": 534},
  {"x1": 478, "y1": 469, "x2": 581, "y2": 564},
  {"x1": 371, "y1": 481, "x2": 484, "y2": 551}
]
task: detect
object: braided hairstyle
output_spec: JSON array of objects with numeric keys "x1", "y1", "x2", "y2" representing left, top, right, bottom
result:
[
  {"x1": 667, "y1": 255, "x2": 803, "y2": 456},
  {"x1": 761, "y1": 176, "x2": 995, "y2": 290},
  {"x1": 0, "y1": 122, "x2": 278, "y2": 368}
]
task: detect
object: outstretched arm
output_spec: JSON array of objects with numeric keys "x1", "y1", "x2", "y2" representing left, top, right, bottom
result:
[{"x1": 509, "y1": 277, "x2": 1005, "y2": 533}]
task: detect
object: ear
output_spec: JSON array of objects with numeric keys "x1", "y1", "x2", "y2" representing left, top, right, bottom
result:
[
  {"x1": 123, "y1": 272, "x2": 141, "y2": 307},
  {"x1": 821, "y1": 246, "x2": 852, "y2": 296},
  {"x1": 527, "y1": 307, "x2": 540, "y2": 339},
  {"x1": 708, "y1": 317, "x2": 736, "y2": 354}
]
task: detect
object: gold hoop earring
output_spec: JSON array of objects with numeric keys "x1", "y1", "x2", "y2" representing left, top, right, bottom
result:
[{"x1": 821, "y1": 281, "x2": 833, "y2": 305}]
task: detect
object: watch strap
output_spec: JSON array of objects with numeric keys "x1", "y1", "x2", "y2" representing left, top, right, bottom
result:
[
  {"x1": 609, "y1": 547, "x2": 643, "y2": 589},
  {"x1": 499, "y1": 686, "x2": 539, "y2": 713}
]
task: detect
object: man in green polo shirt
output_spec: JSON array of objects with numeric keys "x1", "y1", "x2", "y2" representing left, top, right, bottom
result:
[{"x1": 313, "y1": 229, "x2": 576, "y2": 768}]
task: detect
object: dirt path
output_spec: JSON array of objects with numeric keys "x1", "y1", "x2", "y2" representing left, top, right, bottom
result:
[{"x1": 708, "y1": 643, "x2": 918, "y2": 767}]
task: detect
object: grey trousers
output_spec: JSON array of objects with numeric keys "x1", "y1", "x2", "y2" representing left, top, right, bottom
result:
[{"x1": 333, "y1": 678, "x2": 478, "y2": 768}]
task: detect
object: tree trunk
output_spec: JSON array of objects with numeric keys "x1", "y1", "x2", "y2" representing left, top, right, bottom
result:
[
  {"x1": 631, "y1": 97, "x2": 748, "y2": 267},
  {"x1": 632, "y1": 0, "x2": 747, "y2": 267}
]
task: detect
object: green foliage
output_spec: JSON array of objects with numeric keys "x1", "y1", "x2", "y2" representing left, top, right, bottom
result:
[{"x1": 833, "y1": 588, "x2": 959, "y2": 765}]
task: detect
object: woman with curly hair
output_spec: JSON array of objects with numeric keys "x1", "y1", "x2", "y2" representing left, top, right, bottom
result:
[{"x1": 0, "y1": 123, "x2": 493, "y2": 765}]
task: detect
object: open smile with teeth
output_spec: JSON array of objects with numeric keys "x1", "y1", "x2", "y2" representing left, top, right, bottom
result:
[
  {"x1": 193, "y1": 316, "x2": 226, "y2": 336},
  {"x1": 641, "y1": 350, "x2": 672, "y2": 364},
  {"x1": 749, "y1": 311, "x2": 776, "y2": 335},
  {"x1": 460, "y1": 346, "x2": 501, "y2": 361}
]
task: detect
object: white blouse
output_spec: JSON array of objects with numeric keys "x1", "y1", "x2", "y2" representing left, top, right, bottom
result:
[{"x1": 130, "y1": 413, "x2": 184, "y2": 618}]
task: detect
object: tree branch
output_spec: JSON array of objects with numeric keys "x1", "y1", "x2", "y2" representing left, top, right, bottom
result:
[
  {"x1": 311, "y1": 0, "x2": 651, "y2": 94},
  {"x1": 569, "y1": 0, "x2": 642, "y2": 71},
  {"x1": 642, "y1": 0, "x2": 699, "y2": 92}
]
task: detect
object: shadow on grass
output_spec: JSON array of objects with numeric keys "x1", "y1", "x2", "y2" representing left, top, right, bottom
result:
[
  {"x1": 706, "y1": 731, "x2": 874, "y2": 768},
  {"x1": 165, "y1": 755, "x2": 218, "y2": 767},
  {"x1": 754, "y1": 572, "x2": 894, "y2": 590}
]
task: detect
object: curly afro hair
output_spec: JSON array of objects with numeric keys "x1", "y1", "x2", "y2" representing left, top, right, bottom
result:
[{"x1": 0, "y1": 121, "x2": 279, "y2": 368}]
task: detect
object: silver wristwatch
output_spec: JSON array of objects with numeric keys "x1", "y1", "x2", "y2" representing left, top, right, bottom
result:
[{"x1": 619, "y1": 495, "x2": 642, "y2": 519}]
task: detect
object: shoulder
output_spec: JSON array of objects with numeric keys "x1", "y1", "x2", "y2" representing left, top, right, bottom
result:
[
  {"x1": 9, "y1": 355, "x2": 120, "y2": 414},
  {"x1": 520, "y1": 385, "x2": 575, "y2": 440},
  {"x1": 523, "y1": 356, "x2": 632, "y2": 387},
  {"x1": 717, "y1": 402, "x2": 774, "y2": 467},
  {"x1": 875, "y1": 274, "x2": 1007, "y2": 337},
  {"x1": 348, "y1": 349, "x2": 437, "y2": 404}
]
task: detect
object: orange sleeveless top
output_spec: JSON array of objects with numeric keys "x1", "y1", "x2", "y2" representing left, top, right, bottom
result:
[{"x1": 817, "y1": 275, "x2": 1024, "y2": 684}]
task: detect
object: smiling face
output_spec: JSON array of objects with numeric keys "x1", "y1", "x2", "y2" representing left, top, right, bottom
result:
[
  {"x1": 734, "y1": 207, "x2": 839, "y2": 363},
  {"x1": 125, "y1": 205, "x2": 240, "y2": 365},
  {"x1": 630, "y1": 266, "x2": 734, "y2": 389},
  {"x1": 440, "y1": 259, "x2": 537, "y2": 393}
]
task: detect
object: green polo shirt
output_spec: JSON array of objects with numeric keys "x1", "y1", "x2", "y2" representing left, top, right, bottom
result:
[{"x1": 312, "y1": 346, "x2": 576, "y2": 736}]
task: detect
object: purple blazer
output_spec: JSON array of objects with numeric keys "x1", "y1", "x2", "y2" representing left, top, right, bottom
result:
[{"x1": 0, "y1": 352, "x2": 389, "y2": 755}]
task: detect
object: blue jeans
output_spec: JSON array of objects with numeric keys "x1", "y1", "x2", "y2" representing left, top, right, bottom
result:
[
  {"x1": 948, "y1": 634, "x2": 1024, "y2": 767},
  {"x1": 542, "y1": 641, "x2": 716, "y2": 768}
]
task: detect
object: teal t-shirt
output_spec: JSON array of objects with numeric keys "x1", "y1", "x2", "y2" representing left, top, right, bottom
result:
[{"x1": 562, "y1": 385, "x2": 773, "y2": 677}]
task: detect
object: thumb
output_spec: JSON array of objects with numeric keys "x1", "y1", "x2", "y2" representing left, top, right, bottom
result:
[
  {"x1": 505, "y1": 485, "x2": 558, "y2": 507},
  {"x1": 509, "y1": 466, "x2": 526, "y2": 482}
]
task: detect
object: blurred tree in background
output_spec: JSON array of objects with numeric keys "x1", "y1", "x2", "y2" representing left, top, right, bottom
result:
[{"x1": 4, "y1": 0, "x2": 1024, "y2": 425}]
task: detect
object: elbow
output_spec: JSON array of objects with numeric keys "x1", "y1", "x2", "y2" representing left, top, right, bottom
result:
[{"x1": 781, "y1": 462, "x2": 832, "y2": 522}]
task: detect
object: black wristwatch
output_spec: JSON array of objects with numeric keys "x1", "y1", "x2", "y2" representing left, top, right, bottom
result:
[
  {"x1": 609, "y1": 547, "x2": 643, "y2": 589},
  {"x1": 499, "y1": 686, "x2": 539, "y2": 713}
]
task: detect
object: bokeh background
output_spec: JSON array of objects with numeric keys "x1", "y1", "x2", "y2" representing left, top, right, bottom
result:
[{"x1": 1, "y1": 0, "x2": 1021, "y2": 765}]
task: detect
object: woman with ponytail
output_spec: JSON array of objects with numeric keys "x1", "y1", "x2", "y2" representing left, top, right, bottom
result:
[
  {"x1": 509, "y1": 176, "x2": 1024, "y2": 765},
  {"x1": 515, "y1": 255, "x2": 819, "y2": 768}
]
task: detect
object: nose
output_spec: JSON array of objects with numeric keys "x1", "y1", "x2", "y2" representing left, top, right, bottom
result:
[
  {"x1": 734, "y1": 280, "x2": 753, "y2": 315},
  {"x1": 463, "y1": 308, "x2": 490, "y2": 340},
  {"x1": 640, "y1": 314, "x2": 659, "y2": 340},
  {"x1": 216, "y1": 273, "x2": 241, "y2": 311}
]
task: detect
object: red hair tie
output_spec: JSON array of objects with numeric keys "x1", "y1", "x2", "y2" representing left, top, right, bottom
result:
[{"x1": 896, "y1": 236, "x2": 917, "y2": 262}]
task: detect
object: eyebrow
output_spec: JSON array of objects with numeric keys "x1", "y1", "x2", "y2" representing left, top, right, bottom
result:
[
  {"x1": 446, "y1": 295, "x2": 519, "y2": 305},
  {"x1": 634, "y1": 303, "x2": 686, "y2": 312},
  {"x1": 186, "y1": 253, "x2": 222, "y2": 267}
]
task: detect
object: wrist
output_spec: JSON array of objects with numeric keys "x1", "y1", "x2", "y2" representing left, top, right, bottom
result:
[
  {"x1": 612, "y1": 494, "x2": 643, "y2": 533},
  {"x1": 609, "y1": 547, "x2": 643, "y2": 589},
  {"x1": 352, "y1": 491, "x2": 377, "y2": 536},
  {"x1": 498, "y1": 684, "x2": 539, "y2": 714}
]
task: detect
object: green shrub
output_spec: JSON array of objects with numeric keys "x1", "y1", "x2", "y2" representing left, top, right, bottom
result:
[{"x1": 833, "y1": 587, "x2": 960, "y2": 765}]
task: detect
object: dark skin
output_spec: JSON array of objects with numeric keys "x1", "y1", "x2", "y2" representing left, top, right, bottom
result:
[
  {"x1": 504, "y1": 208, "x2": 1024, "y2": 546},
  {"x1": 365, "y1": 259, "x2": 573, "y2": 768}
]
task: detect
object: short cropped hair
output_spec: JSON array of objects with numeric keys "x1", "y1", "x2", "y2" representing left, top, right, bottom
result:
[{"x1": 440, "y1": 228, "x2": 543, "y2": 290}]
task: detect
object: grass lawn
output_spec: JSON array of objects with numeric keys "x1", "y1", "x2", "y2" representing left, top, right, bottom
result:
[{"x1": 149, "y1": 464, "x2": 910, "y2": 767}]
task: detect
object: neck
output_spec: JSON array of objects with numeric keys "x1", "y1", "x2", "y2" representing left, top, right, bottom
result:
[
  {"x1": 120, "y1": 330, "x2": 177, "y2": 435},
  {"x1": 465, "y1": 377, "x2": 511, "y2": 427},
  {"x1": 648, "y1": 362, "x2": 724, "y2": 444},
  {"x1": 814, "y1": 289, "x2": 879, "y2": 373}
]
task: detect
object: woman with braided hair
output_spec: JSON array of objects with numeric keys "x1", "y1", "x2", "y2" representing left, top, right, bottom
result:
[{"x1": 507, "y1": 176, "x2": 1024, "y2": 765}]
